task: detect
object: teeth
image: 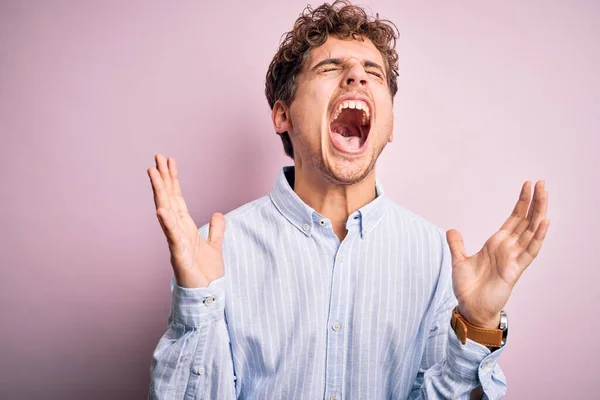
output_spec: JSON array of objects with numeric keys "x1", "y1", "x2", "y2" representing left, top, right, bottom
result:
[{"x1": 332, "y1": 99, "x2": 371, "y2": 126}]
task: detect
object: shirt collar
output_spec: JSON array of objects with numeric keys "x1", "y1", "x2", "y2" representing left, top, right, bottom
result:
[{"x1": 269, "y1": 166, "x2": 387, "y2": 238}]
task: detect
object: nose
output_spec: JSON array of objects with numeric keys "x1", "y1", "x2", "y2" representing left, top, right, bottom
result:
[{"x1": 342, "y1": 61, "x2": 368, "y2": 88}]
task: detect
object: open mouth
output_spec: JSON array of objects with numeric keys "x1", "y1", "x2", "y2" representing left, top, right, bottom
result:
[{"x1": 329, "y1": 99, "x2": 371, "y2": 153}]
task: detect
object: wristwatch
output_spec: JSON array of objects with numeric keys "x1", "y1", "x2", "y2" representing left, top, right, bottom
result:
[{"x1": 451, "y1": 307, "x2": 508, "y2": 348}]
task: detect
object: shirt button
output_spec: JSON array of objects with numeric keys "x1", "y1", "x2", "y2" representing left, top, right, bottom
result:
[
  {"x1": 198, "y1": 366, "x2": 205, "y2": 375},
  {"x1": 203, "y1": 296, "x2": 215, "y2": 307},
  {"x1": 319, "y1": 219, "x2": 326, "y2": 226},
  {"x1": 302, "y1": 223, "x2": 310, "y2": 232},
  {"x1": 338, "y1": 254, "x2": 344, "y2": 263},
  {"x1": 332, "y1": 321, "x2": 341, "y2": 331},
  {"x1": 481, "y1": 361, "x2": 490, "y2": 370},
  {"x1": 330, "y1": 394, "x2": 339, "y2": 400}
]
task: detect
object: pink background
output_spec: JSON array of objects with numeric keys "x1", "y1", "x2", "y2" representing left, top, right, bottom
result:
[{"x1": 1, "y1": 0, "x2": 598, "y2": 398}]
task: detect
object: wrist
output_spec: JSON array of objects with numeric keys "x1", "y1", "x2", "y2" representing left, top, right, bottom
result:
[
  {"x1": 456, "y1": 305, "x2": 502, "y2": 329},
  {"x1": 451, "y1": 307, "x2": 507, "y2": 348},
  {"x1": 464, "y1": 312, "x2": 501, "y2": 330}
]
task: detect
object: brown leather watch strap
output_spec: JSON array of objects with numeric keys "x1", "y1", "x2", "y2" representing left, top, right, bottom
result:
[{"x1": 451, "y1": 307, "x2": 503, "y2": 348}]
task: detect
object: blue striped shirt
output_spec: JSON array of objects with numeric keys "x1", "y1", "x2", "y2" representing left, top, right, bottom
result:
[{"x1": 149, "y1": 166, "x2": 508, "y2": 399}]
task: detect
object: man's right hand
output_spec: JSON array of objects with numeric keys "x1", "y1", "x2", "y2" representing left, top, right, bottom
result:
[{"x1": 147, "y1": 153, "x2": 225, "y2": 288}]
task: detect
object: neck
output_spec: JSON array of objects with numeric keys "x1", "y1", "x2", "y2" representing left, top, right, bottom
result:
[{"x1": 293, "y1": 164, "x2": 377, "y2": 241}]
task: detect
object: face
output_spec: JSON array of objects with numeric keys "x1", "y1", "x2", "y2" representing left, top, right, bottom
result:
[{"x1": 273, "y1": 36, "x2": 394, "y2": 185}]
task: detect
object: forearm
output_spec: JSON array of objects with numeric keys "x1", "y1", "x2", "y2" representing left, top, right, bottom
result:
[
  {"x1": 149, "y1": 278, "x2": 236, "y2": 399},
  {"x1": 407, "y1": 229, "x2": 508, "y2": 399}
]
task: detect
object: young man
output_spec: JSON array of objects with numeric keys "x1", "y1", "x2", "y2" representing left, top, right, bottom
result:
[{"x1": 147, "y1": 1, "x2": 549, "y2": 399}]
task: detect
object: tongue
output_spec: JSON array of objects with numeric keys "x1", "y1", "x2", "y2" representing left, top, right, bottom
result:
[{"x1": 331, "y1": 125, "x2": 363, "y2": 151}]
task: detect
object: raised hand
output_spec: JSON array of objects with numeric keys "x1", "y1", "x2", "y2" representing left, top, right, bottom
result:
[
  {"x1": 447, "y1": 181, "x2": 550, "y2": 328},
  {"x1": 147, "y1": 153, "x2": 225, "y2": 288}
]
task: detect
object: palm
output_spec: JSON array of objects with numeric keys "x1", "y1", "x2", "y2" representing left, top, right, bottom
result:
[
  {"x1": 148, "y1": 154, "x2": 225, "y2": 288},
  {"x1": 447, "y1": 181, "x2": 550, "y2": 327}
]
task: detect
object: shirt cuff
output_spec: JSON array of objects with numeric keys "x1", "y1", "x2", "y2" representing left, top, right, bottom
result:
[
  {"x1": 170, "y1": 276, "x2": 226, "y2": 327},
  {"x1": 446, "y1": 327, "x2": 506, "y2": 384}
]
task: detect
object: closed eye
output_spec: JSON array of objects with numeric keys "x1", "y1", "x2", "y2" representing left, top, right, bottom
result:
[{"x1": 368, "y1": 71, "x2": 383, "y2": 78}]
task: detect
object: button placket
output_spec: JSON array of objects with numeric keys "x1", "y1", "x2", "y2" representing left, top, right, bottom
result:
[{"x1": 324, "y1": 239, "x2": 349, "y2": 398}]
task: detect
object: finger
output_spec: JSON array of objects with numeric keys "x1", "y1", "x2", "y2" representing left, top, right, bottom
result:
[
  {"x1": 172, "y1": 195, "x2": 193, "y2": 224},
  {"x1": 162, "y1": 157, "x2": 185, "y2": 214},
  {"x1": 208, "y1": 213, "x2": 226, "y2": 248},
  {"x1": 525, "y1": 181, "x2": 545, "y2": 221},
  {"x1": 157, "y1": 207, "x2": 184, "y2": 248},
  {"x1": 500, "y1": 181, "x2": 532, "y2": 233},
  {"x1": 164, "y1": 157, "x2": 197, "y2": 235},
  {"x1": 446, "y1": 229, "x2": 467, "y2": 264},
  {"x1": 147, "y1": 167, "x2": 171, "y2": 211},
  {"x1": 168, "y1": 157, "x2": 184, "y2": 197},
  {"x1": 154, "y1": 154, "x2": 188, "y2": 234},
  {"x1": 512, "y1": 217, "x2": 530, "y2": 238},
  {"x1": 518, "y1": 184, "x2": 548, "y2": 246},
  {"x1": 514, "y1": 181, "x2": 545, "y2": 237},
  {"x1": 167, "y1": 157, "x2": 190, "y2": 218},
  {"x1": 517, "y1": 218, "x2": 550, "y2": 267},
  {"x1": 155, "y1": 153, "x2": 173, "y2": 196},
  {"x1": 170, "y1": 195, "x2": 199, "y2": 242},
  {"x1": 155, "y1": 206, "x2": 169, "y2": 236}
]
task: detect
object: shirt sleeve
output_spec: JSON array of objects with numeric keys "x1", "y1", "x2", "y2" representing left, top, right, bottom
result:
[
  {"x1": 408, "y1": 228, "x2": 508, "y2": 399},
  {"x1": 149, "y1": 276, "x2": 237, "y2": 399}
]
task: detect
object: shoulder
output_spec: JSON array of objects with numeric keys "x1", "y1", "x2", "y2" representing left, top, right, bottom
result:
[
  {"x1": 224, "y1": 196, "x2": 272, "y2": 222},
  {"x1": 383, "y1": 197, "x2": 445, "y2": 237},
  {"x1": 381, "y1": 197, "x2": 448, "y2": 262},
  {"x1": 382, "y1": 199, "x2": 452, "y2": 300},
  {"x1": 198, "y1": 195, "x2": 272, "y2": 239}
]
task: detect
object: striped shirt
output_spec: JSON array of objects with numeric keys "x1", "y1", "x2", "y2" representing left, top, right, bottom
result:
[{"x1": 149, "y1": 166, "x2": 508, "y2": 399}]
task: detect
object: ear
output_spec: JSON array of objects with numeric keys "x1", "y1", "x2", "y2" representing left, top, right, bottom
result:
[{"x1": 272, "y1": 100, "x2": 292, "y2": 134}]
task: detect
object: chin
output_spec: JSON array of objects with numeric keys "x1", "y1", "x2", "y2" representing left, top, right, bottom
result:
[{"x1": 319, "y1": 153, "x2": 376, "y2": 186}]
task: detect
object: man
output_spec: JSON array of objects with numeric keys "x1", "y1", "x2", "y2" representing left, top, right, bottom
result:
[{"x1": 147, "y1": 1, "x2": 549, "y2": 398}]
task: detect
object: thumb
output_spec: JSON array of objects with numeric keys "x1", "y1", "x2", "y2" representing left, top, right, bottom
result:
[
  {"x1": 208, "y1": 212, "x2": 226, "y2": 248},
  {"x1": 446, "y1": 229, "x2": 467, "y2": 264}
]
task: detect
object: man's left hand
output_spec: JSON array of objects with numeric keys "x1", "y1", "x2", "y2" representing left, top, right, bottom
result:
[{"x1": 447, "y1": 180, "x2": 550, "y2": 329}]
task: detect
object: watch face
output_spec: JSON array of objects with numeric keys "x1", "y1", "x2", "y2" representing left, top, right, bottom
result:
[
  {"x1": 499, "y1": 310, "x2": 508, "y2": 330},
  {"x1": 499, "y1": 310, "x2": 508, "y2": 345}
]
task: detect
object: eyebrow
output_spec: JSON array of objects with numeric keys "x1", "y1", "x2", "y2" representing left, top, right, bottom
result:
[{"x1": 311, "y1": 57, "x2": 386, "y2": 77}]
